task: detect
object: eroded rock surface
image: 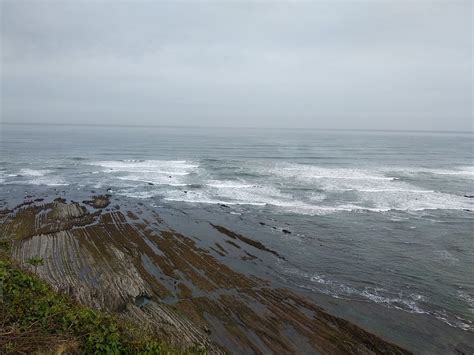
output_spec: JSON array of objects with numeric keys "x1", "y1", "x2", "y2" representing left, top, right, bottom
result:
[{"x1": 0, "y1": 198, "x2": 410, "y2": 354}]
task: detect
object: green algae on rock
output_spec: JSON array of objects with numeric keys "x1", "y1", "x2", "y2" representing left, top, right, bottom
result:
[{"x1": 0, "y1": 197, "x2": 411, "y2": 354}]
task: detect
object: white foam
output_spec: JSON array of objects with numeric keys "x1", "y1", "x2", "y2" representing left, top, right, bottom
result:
[
  {"x1": 281, "y1": 266, "x2": 471, "y2": 330},
  {"x1": 11, "y1": 176, "x2": 69, "y2": 186},
  {"x1": 359, "y1": 289, "x2": 426, "y2": 314},
  {"x1": 116, "y1": 176, "x2": 188, "y2": 186},
  {"x1": 309, "y1": 273, "x2": 427, "y2": 314},
  {"x1": 4, "y1": 168, "x2": 68, "y2": 186},
  {"x1": 457, "y1": 290, "x2": 474, "y2": 309},
  {"x1": 19, "y1": 168, "x2": 52, "y2": 177},
  {"x1": 87, "y1": 160, "x2": 473, "y2": 214},
  {"x1": 290, "y1": 268, "x2": 428, "y2": 314},
  {"x1": 356, "y1": 190, "x2": 472, "y2": 212},
  {"x1": 164, "y1": 197, "x2": 266, "y2": 206},
  {"x1": 309, "y1": 192, "x2": 326, "y2": 202},
  {"x1": 89, "y1": 160, "x2": 198, "y2": 187},
  {"x1": 266, "y1": 163, "x2": 395, "y2": 181},
  {"x1": 384, "y1": 166, "x2": 474, "y2": 178},
  {"x1": 356, "y1": 189, "x2": 434, "y2": 193},
  {"x1": 206, "y1": 181, "x2": 253, "y2": 189},
  {"x1": 118, "y1": 190, "x2": 161, "y2": 199},
  {"x1": 433, "y1": 250, "x2": 459, "y2": 265},
  {"x1": 162, "y1": 189, "x2": 267, "y2": 206},
  {"x1": 90, "y1": 160, "x2": 198, "y2": 174},
  {"x1": 160, "y1": 180, "x2": 471, "y2": 214}
]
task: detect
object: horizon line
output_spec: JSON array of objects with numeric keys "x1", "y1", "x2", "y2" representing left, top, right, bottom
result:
[{"x1": 1, "y1": 121, "x2": 472, "y2": 134}]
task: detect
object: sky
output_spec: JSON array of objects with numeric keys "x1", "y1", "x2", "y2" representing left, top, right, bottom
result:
[{"x1": 0, "y1": 0, "x2": 472, "y2": 131}]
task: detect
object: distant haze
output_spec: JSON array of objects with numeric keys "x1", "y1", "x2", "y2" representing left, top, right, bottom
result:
[{"x1": 1, "y1": 0, "x2": 472, "y2": 131}]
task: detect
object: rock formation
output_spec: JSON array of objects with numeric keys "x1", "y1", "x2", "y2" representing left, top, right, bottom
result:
[{"x1": 0, "y1": 197, "x2": 410, "y2": 354}]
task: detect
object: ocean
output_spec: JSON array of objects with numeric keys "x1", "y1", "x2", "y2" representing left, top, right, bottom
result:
[{"x1": 1, "y1": 123, "x2": 473, "y2": 353}]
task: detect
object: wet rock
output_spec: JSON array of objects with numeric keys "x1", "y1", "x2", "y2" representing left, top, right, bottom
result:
[
  {"x1": 464, "y1": 195, "x2": 474, "y2": 198},
  {"x1": 148, "y1": 182, "x2": 154, "y2": 186},
  {"x1": 241, "y1": 251, "x2": 257, "y2": 261},
  {"x1": 211, "y1": 224, "x2": 286, "y2": 260},
  {"x1": 83, "y1": 195, "x2": 111, "y2": 209},
  {"x1": 282, "y1": 229, "x2": 292, "y2": 234},
  {"x1": 1, "y1": 200, "x2": 411, "y2": 355},
  {"x1": 134, "y1": 294, "x2": 152, "y2": 308}
]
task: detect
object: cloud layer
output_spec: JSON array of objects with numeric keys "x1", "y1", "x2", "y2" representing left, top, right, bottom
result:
[{"x1": 1, "y1": 1, "x2": 472, "y2": 130}]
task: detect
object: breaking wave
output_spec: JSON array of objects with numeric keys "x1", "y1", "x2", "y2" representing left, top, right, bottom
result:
[{"x1": 90, "y1": 160, "x2": 473, "y2": 214}]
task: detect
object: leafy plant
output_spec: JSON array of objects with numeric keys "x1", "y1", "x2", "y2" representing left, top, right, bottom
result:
[
  {"x1": 26, "y1": 256, "x2": 44, "y2": 273},
  {"x1": 0, "y1": 258, "x2": 206, "y2": 354}
]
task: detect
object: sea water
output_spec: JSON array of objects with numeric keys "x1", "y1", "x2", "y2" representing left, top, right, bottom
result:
[{"x1": 1, "y1": 123, "x2": 472, "y2": 352}]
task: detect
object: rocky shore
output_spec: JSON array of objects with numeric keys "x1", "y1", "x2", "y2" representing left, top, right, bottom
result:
[{"x1": 0, "y1": 194, "x2": 410, "y2": 354}]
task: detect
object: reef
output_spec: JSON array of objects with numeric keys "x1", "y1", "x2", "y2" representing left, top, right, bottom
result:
[{"x1": 0, "y1": 196, "x2": 411, "y2": 354}]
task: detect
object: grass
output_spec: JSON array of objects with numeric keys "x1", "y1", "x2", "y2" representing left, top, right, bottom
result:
[{"x1": 0, "y1": 257, "x2": 206, "y2": 354}]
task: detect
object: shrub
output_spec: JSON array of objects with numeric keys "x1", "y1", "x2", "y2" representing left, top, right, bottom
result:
[{"x1": 0, "y1": 259, "x2": 205, "y2": 354}]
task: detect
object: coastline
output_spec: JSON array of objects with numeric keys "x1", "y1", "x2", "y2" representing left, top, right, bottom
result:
[{"x1": 0, "y1": 193, "x2": 410, "y2": 354}]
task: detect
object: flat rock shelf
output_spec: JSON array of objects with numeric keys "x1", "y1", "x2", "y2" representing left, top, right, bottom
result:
[{"x1": 0, "y1": 195, "x2": 410, "y2": 354}]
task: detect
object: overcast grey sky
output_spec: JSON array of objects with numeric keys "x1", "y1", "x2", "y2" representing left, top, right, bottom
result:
[{"x1": 1, "y1": 0, "x2": 472, "y2": 131}]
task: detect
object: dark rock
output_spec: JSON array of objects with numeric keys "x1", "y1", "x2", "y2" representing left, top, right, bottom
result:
[
  {"x1": 259, "y1": 222, "x2": 266, "y2": 226},
  {"x1": 464, "y1": 195, "x2": 474, "y2": 198},
  {"x1": 83, "y1": 195, "x2": 111, "y2": 209},
  {"x1": 282, "y1": 229, "x2": 291, "y2": 234},
  {"x1": 211, "y1": 224, "x2": 286, "y2": 260},
  {"x1": 148, "y1": 182, "x2": 154, "y2": 186}
]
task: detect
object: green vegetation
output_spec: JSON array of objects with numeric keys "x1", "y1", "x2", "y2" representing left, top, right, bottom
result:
[
  {"x1": 26, "y1": 255, "x2": 44, "y2": 273},
  {"x1": 0, "y1": 258, "x2": 206, "y2": 354}
]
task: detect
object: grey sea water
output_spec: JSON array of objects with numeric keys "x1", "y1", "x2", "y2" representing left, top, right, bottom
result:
[{"x1": 1, "y1": 124, "x2": 473, "y2": 353}]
